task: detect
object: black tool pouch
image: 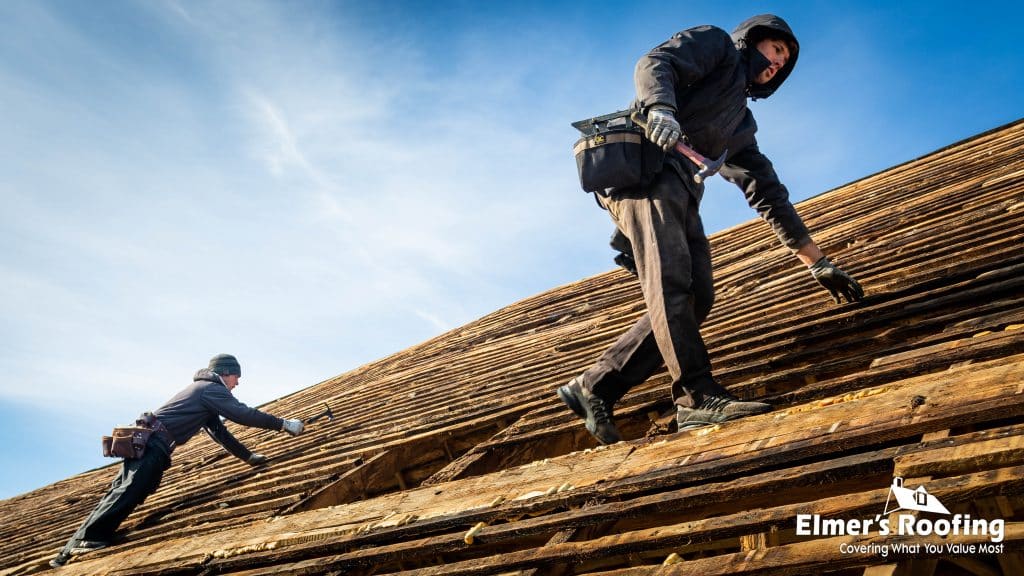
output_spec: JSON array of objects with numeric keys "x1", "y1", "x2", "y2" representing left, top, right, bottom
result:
[{"x1": 572, "y1": 110, "x2": 664, "y2": 193}]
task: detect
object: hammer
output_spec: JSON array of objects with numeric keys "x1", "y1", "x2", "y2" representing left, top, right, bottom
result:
[
  {"x1": 305, "y1": 402, "x2": 334, "y2": 425},
  {"x1": 631, "y1": 111, "x2": 727, "y2": 184},
  {"x1": 673, "y1": 141, "x2": 728, "y2": 185}
]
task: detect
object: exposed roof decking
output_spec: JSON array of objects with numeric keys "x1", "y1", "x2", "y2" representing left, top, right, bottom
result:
[
  {"x1": 0, "y1": 119, "x2": 1022, "y2": 575},
  {"x1": 28, "y1": 354, "x2": 1024, "y2": 575}
]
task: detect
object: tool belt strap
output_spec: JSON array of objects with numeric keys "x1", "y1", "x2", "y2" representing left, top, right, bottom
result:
[
  {"x1": 573, "y1": 131, "x2": 643, "y2": 156},
  {"x1": 137, "y1": 412, "x2": 177, "y2": 451}
]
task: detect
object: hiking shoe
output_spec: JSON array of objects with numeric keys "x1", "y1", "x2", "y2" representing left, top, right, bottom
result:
[
  {"x1": 50, "y1": 552, "x2": 72, "y2": 568},
  {"x1": 676, "y1": 394, "x2": 771, "y2": 430},
  {"x1": 69, "y1": 540, "x2": 109, "y2": 556},
  {"x1": 556, "y1": 377, "x2": 622, "y2": 445}
]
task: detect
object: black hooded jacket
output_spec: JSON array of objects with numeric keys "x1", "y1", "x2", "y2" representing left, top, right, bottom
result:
[
  {"x1": 633, "y1": 14, "x2": 810, "y2": 250},
  {"x1": 153, "y1": 369, "x2": 284, "y2": 461}
]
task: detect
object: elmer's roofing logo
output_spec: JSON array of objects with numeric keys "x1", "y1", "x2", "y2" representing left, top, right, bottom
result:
[
  {"x1": 796, "y1": 476, "x2": 1005, "y2": 551},
  {"x1": 883, "y1": 477, "x2": 950, "y2": 515}
]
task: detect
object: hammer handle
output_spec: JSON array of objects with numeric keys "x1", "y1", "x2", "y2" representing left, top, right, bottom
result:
[
  {"x1": 305, "y1": 403, "x2": 333, "y2": 424},
  {"x1": 677, "y1": 141, "x2": 721, "y2": 184},
  {"x1": 674, "y1": 141, "x2": 710, "y2": 169},
  {"x1": 628, "y1": 111, "x2": 719, "y2": 184}
]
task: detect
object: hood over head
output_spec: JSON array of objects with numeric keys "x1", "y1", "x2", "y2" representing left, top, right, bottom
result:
[
  {"x1": 731, "y1": 14, "x2": 799, "y2": 99},
  {"x1": 194, "y1": 368, "x2": 226, "y2": 385}
]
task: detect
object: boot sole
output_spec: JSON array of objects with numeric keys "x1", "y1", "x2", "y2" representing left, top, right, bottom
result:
[
  {"x1": 70, "y1": 544, "x2": 109, "y2": 556},
  {"x1": 677, "y1": 407, "x2": 772, "y2": 430}
]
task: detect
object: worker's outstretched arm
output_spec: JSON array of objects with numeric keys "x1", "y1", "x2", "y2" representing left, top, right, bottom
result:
[
  {"x1": 721, "y1": 143, "x2": 864, "y2": 304},
  {"x1": 797, "y1": 242, "x2": 865, "y2": 303}
]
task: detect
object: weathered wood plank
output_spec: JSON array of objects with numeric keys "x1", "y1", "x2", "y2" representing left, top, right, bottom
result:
[
  {"x1": 91, "y1": 426, "x2": 1024, "y2": 575},
  {"x1": 201, "y1": 440, "x2": 940, "y2": 573},
  {"x1": 894, "y1": 432, "x2": 1024, "y2": 479},
  {"x1": 861, "y1": 563, "x2": 940, "y2": 576},
  {"x1": 580, "y1": 523, "x2": 1024, "y2": 576},
  {"x1": 42, "y1": 354, "x2": 1024, "y2": 576},
  {"x1": 946, "y1": 557, "x2": 1002, "y2": 576},
  {"x1": 5, "y1": 121, "x2": 1024, "y2": 576},
  {"x1": 368, "y1": 466, "x2": 1024, "y2": 576},
  {"x1": 974, "y1": 497, "x2": 1024, "y2": 575}
]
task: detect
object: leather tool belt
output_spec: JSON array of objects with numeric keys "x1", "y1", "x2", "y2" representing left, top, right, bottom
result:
[{"x1": 102, "y1": 412, "x2": 176, "y2": 459}]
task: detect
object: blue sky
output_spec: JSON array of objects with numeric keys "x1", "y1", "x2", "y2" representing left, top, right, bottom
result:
[{"x1": 0, "y1": 0, "x2": 1021, "y2": 499}]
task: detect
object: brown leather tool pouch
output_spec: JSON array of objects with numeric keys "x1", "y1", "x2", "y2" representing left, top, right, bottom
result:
[{"x1": 105, "y1": 426, "x2": 152, "y2": 459}]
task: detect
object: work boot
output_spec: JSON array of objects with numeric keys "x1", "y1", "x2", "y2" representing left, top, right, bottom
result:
[
  {"x1": 50, "y1": 552, "x2": 72, "y2": 568},
  {"x1": 676, "y1": 394, "x2": 771, "y2": 430},
  {"x1": 556, "y1": 377, "x2": 622, "y2": 445},
  {"x1": 69, "y1": 540, "x2": 109, "y2": 556}
]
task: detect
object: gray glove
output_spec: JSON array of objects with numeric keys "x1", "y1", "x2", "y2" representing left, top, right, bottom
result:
[
  {"x1": 646, "y1": 106, "x2": 681, "y2": 151},
  {"x1": 247, "y1": 453, "x2": 268, "y2": 466},
  {"x1": 810, "y1": 257, "x2": 865, "y2": 304},
  {"x1": 281, "y1": 418, "x2": 304, "y2": 436}
]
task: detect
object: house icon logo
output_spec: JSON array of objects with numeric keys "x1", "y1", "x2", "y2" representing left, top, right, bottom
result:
[{"x1": 883, "y1": 477, "x2": 950, "y2": 515}]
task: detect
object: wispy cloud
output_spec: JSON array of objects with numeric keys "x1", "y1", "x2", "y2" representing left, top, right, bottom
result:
[
  {"x1": 5, "y1": 0, "x2": 1020, "y2": 498},
  {"x1": 245, "y1": 91, "x2": 324, "y2": 183},
  {"x1": 0, "y1": 0, "x2": 594, "y2": 424},
  {"x1": 415, "y1": 310, "x2": 452, "y2": 334}
]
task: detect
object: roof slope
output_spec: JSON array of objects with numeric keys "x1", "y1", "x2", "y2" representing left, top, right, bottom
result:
[{"x1": 2, "y1": 119, "x2": 1024, "y2": 575}]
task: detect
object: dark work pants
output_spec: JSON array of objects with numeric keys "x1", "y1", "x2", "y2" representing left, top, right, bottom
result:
[
  {"x1": 584, "y1": 165, "x2": 729, "y2": 408},
  {"x1": 60, "y1": 437, "x2": 171, "y2": 554}
]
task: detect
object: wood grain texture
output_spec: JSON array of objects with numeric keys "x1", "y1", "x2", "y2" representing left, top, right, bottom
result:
[{"x1": 2, "y1": 120, "x2": 1023, "y2": 575}]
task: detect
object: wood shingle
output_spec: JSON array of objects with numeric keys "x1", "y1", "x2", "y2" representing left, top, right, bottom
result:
[{"x1": 2, "y1": 119, "x2": 1023, "y2": 575}]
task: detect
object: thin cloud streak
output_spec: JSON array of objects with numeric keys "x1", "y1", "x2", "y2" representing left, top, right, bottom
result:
[
  {"x1": 2, "y1": 0, "x2": 1022, "y2": 498},
  {"x1": 246, "y1": 91, "x2": 322, "y2": 182},
  {"x1": 1, "y1": 1, "x2": 585, "y2": 416}
]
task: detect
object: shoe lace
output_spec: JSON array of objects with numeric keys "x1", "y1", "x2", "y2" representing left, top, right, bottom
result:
[
  {"x1": 700, "y1": 395, "x2": 735, "y2": 412},
  {"x1": 587, "y1": 393, "x2": 612, "y2": 424}
]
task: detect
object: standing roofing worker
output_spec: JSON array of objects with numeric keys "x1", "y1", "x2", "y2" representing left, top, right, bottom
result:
[
  {"x1": 560, "y1": 15, "x2": 864, "y2": 444},
  {"x1": 50, "y1": 354, "x2": 306, "y2": 568}
]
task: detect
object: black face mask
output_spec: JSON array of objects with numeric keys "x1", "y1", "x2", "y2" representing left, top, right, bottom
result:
[
  {"x1": 734, "y1": 18, "x2": 800, "y2": 100},
  {"x1": 744, "y1": 47, "x2": 774, "y2": 100}
]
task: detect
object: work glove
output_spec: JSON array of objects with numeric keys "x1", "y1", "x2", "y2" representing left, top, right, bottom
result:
[
  {"x1": 281, "y1": 418, "x2": 304, "y2": 436},
  {"x1": 646, "y1": 106, "x2": 681, "y2": 152},
  {"x1": 809, "y1": 257, "x2": 865, "y2": 304},
  {"x1": 614, "y1": 252, "x2": 638, "y2": 276},
  {"x1": 609, "y1": 228, "x2": 638, "y2": 276},
  {"x1": 247, "y1": 453, "x2": 268, "y2": 466}
]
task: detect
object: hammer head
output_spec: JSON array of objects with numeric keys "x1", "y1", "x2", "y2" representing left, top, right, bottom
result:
[
  {"x1": 305, "y1": 402, "x2": 334, "y2": 424},
  {"x1": 693, "y1": 150, "x2": 728, "y2": 184}
]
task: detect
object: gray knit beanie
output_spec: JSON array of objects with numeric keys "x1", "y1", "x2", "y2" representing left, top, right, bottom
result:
[{"x1": 209, "y1": 353, "x2": 241, "y2": 376}]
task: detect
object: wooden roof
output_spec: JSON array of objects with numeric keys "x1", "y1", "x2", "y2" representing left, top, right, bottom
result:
[{"x1": 2, "y1": 119, "x2": 1023, "y2": 576}]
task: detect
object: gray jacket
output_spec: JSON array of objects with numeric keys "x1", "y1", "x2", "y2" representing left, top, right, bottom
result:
[{"x1": 153, "y1": 369, "x2": 283, "y2": 461}]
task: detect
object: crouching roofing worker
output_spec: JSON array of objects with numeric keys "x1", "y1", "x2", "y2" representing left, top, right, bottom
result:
[
  {"x1": 51, "y1": 354, "x2": 305, "y2": 568},
  {"x1": 560, "y1": 15, "x2": 864, "y2": 444}
]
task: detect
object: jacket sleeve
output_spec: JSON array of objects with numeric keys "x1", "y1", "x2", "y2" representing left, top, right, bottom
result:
[
  {"x1": 634, "y1": 25, "x2": 736, "y2": 112},
  {"x1": 204, "y1": 417, "x2": 252, "y2": 461},
  {"x1": 201, "y1": 385, "x2": 284, "y2": 432},
  {"x1": 719, "y1": 143, "x2": 812, "y2": 251}
]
